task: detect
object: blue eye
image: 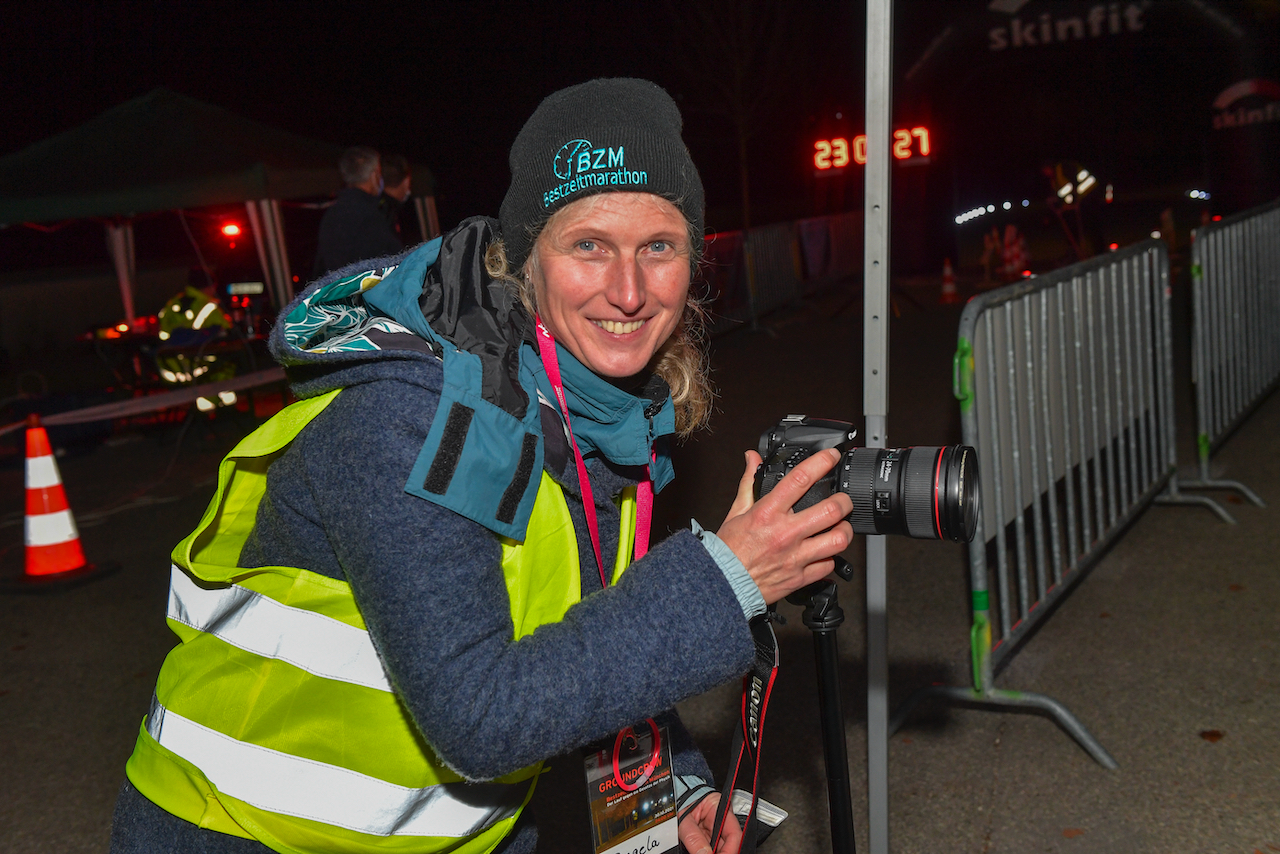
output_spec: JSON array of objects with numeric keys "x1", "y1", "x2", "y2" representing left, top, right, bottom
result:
[
  {"x1": 650, "y1": 241, "x2": 669, "y2": 253},
  {"x1": 576, "y1": 240, "x2": 596, "y2": 252}
]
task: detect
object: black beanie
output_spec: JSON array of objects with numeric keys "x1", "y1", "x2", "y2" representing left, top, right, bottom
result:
[{"x1": 499, "y1": 78, "x2": 705, "y2": 271}]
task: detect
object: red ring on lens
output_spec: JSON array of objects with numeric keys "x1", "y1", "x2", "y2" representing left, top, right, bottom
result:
[{"x1": 933, "y1": 447, "x2": 946, "y2": 539}]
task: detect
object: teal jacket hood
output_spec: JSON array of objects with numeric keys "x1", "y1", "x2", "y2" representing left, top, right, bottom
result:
[{"x1": 270, "y1": 216, "x2": 676, "y2": 540}]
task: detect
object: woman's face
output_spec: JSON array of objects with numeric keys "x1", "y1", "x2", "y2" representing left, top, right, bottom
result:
[{"x1": 530, "y1": 192, "x2": 691, "y2": 380}]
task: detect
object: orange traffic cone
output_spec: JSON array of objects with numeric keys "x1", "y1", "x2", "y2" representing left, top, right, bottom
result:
[
  {"x1": 939, "y1": 257, "x2": 960, "y2": 305},
  {"x1": 4, "y1": 416, "x2": 115, "y2": 592}
]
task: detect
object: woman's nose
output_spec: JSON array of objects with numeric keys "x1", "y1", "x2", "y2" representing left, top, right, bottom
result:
[{"x1": 606, "y1": 259, "x2": 645, "y2": 314}]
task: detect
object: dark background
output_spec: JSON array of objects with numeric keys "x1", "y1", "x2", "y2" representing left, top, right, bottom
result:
[{"x1": 2, "y1": 0, "x2": 1278, "y2": 279}]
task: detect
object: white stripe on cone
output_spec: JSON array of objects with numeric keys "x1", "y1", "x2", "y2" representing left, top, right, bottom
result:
[
  {"x1": 25, "y1": 455, "x2": 61, "y2": 490},
  {"x1": 26, "y1": 509, "x2": 79, "y2": 547}
]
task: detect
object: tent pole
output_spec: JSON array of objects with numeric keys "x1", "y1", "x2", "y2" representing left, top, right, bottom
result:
[
  {"x1": 104, "y1": 218, "x2": 137, "y2": 326},
  {"x1": 245, "y1": 201, "x2": 280, "y2": 310},
  {"x1": 266, "y1": 199, "x2": 294, "y2": 303},
  {"x1": 413, "y1": 197, "x2": 429, "y2": 243},
  {"x1": 414, "y1": 195, "x2": 441, "y2": 242},
  {"x1": 863, "y1": 0, "x2": 894, "y2": 852}
]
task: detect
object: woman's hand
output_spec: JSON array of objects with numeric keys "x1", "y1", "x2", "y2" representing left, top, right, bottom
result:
[
  {"x1": 677, "y1": 792, "x2": 741, "y2": 854},
  {"x1": 716, "y1": 448, "x2": 854, "y2": 604}
]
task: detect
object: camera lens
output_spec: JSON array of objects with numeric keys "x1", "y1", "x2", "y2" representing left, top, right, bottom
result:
[{"x1": 840, "y1": 445, "x2": 979, "y2": 542}]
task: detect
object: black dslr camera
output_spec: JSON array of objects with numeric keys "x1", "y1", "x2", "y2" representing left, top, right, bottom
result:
[{"x1": 754, "y1": 414, "x2": 979, "y2": 547}]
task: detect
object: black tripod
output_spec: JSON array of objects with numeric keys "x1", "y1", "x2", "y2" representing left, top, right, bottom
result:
[{"x1": 786, "y1": 569, "x2": 857, "y2": 854}]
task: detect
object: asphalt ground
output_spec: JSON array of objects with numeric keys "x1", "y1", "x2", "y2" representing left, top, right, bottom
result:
[{"x1": 1, "y1": 273, "x2": 1277, "y2": 853}]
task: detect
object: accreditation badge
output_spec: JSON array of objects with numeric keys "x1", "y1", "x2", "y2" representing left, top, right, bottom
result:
[{"x1": 583, "y1": 719, "x2": 678, "y2": 854}]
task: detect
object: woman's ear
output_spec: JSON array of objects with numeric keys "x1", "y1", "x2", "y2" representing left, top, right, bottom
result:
[{"x1": 518, "y1": 255, "x2": 540, "y2": 319}]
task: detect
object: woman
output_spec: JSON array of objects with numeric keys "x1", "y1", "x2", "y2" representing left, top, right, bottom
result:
[{"x1": 111, "y1": 78, "x2": 851, "y2": 854}]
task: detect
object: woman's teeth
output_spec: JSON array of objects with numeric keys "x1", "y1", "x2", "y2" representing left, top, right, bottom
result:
[{"x1": 595, "y1": 319, "x2": 644, "y2": 334}]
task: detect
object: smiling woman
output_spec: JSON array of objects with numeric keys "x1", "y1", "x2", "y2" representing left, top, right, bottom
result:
[{"x1": 111, "y1": 77, "x2": 854, "y2": 854}]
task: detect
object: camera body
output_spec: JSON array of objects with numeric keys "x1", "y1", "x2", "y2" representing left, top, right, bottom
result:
[{"x1": 754, "y1": 414, "x2": 979, "y2": 543}]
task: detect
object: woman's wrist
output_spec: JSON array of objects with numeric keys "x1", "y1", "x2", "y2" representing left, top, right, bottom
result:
[
  {"x1": 674, "y1": 773, "x2": 716, "y2": 817},
  {"x1": 691, "y1": 519, "x2": 767, "y2": 620}
]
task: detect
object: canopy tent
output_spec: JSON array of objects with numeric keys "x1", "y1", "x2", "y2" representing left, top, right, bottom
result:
[{"x1": 0, "y1": 87, "x2": 438, "y2": 321}]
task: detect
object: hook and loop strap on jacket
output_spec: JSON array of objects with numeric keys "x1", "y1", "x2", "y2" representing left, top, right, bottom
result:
[{"x1": 710, "y1": 615, "x2": 779, "y2": 854}]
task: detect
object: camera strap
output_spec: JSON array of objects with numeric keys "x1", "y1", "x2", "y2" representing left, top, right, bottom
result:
[
  {"x1": 535, "y1": 318, "x2": 654, "y2": 589},
  {"x1": 710, "y1": 614, "x2": 779, "y2": 854}
]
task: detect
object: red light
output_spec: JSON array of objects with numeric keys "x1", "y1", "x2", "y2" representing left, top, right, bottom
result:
[
  {"x1": 813, "y1": 138, "x2": 850, "y2": 169},
  {"x1": 831, "y1": 138, "x2": 849, "y2": 168},
  {"x1": 292, "y1": 275, "x2": 300, "y2": 282},
  {"x1": 911, "y1": 127, "x2": 930, "y2": 156},
  {"x1": 221, "y1": 223, "x2": 242, "y2": 237},
  {"x1": 1212, "y1": 215, "x2": 1222, "y2": 221},
  {"x1": 814, "y1": 139, "x2": 832, "y2": 169},
  {"x1": 892, "y1": 129, "x2": 912, "y2": 159},
  {"x1": 814, "y1": 127, "x2": 929, "y2": 171},
  {"x1": 1109, "y1": 243, "x2": 1119, "y2": 251}
]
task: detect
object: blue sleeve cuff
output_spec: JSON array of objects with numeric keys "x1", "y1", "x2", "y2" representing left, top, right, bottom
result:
[
  {"x1": 691, "y1": 519, "x2": 767, "y2": 620},
  {"x1": 673, "y1": 774, "x2": 716, "y2": 817}
]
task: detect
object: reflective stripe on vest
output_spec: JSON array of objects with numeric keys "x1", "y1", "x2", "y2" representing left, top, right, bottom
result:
[
  {"x1": 145, "y1": 697, "x2": 522, "y2": 838},
  {"x1": 166, "y1": 564, "x2": 392, "y2": 693}
]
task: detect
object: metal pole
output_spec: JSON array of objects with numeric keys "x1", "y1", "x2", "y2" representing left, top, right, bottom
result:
[
  {"x1": 863, "y1": 1, "x2": 893, "y2": 852},
  {"x1": 245, "y1": 201, "x2": 280, "y2": 311},
  {"x1": 105, "y1": 219, "x2": 138, "y2": 326},
  {"x1": 267, "y1": 199, "x2": 295, "y2": 304}
]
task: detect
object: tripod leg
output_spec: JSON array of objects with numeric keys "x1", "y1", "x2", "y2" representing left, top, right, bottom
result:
[{"x1": 813, "y1": 628, "x2": 857, "y2": 854}]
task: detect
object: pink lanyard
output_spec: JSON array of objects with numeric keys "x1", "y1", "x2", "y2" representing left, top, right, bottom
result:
[{"x1": 534, "y1": 317, "x2": 653, "y2": 589}]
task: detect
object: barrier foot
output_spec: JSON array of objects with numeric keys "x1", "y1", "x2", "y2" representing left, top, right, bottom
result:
[
  {"x1": 1156, "y1": 477, "x2": 1238, "y2": 523},
  {"x1": 1176, "y1": 477, "x2": 1266, "y2": 509},
  {"x1": 889, "y1": 684, "x2": 1118, "y2": 769},
  {"x1": 1154, "y1": 492, "x2": 1236, "y2": 524}
]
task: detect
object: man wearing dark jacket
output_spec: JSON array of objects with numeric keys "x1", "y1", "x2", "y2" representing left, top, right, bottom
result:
[{"x1": 312, "y1": 146, "x2": 403, "y2": 277}]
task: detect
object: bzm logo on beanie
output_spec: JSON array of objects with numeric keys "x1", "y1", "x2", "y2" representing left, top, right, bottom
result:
[{"x1": 543, "y1": 138, "x2": 649, "y2": 208}]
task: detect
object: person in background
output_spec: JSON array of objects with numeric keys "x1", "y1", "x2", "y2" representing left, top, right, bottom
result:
[
  {"x1": 379, "y1": 153, "x2": 412, "y2": 238},
  {"x1": 312, "y1": 145, "x2": 403, "y2": 277}
]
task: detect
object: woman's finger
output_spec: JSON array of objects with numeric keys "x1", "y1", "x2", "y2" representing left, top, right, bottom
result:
[
  {"x1": 722, "y1": 450, "x2": 762, "y2": 525},
  {"x1": 789, "y1": 490, "x2": 853, "y2": 535},
  {"x1": 753, "y1": 447, "x2": 842, "y2": 513}
]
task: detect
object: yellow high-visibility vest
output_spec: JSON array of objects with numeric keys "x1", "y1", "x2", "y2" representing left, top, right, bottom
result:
[{"x1": 125, "y1": 389, "x2": 637, "y2": 854}]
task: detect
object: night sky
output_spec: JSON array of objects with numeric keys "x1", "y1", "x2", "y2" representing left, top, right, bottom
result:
[
  {"x1": 2, "y1": 1, "x2": 864, "y2": 227},
  {"x1": 3, "y1": 1, "x2": 1278, "y2": 273}
]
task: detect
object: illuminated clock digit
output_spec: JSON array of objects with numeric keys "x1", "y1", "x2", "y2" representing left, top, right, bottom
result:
[
  {"x1": 814, "y1": 139, "x2": 832, "y2": 170},
  {"x1": 832, "y1": 138, "x2": 849, "y2": 168},
  {"x1": 911, "y1": 126, "x2": 930, "y2": 156},
  {"x1": 893, "y1": 129, "x2": 912, "y2": 160},
  {"x1": 853, "y1": 135, "x2": 867, "y2": 165}
]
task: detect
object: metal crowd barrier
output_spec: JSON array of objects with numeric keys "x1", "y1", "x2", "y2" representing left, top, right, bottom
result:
[
  {"x1": 1184, "y1": 197, "x2": 1280, "y2": 513},
  {"x1": 700, "y1": 212, "x2": 862, "y2": 336},
  {"x1": 743, "y1": 222, "x2": 803, "y2": 319},
  {"x1": 891, "y1": 240, "x2": 1228, "y2": 768}
]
